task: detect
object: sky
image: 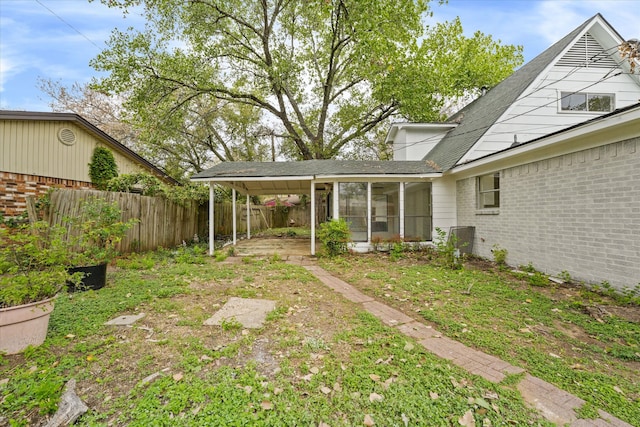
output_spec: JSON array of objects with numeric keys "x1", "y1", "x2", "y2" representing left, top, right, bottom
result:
[{"x1": 1, "y1": 0, "x2": 639, "y2": 112}]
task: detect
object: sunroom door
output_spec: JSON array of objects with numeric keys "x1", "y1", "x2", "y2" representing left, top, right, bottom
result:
[{"x1": 404, "y1": 182, "x2": 432, "y2": 241}]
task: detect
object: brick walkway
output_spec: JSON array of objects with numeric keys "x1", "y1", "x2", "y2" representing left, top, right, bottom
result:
[{"x1": 292, "y1": 260, "x2": 632, "y2": 427}]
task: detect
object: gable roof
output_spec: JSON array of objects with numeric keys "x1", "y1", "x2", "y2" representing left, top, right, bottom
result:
[
  {"x1": 423, "y1": 13, "x2": 611, "y2": 171},
  {"x1": 0, "y1": 110, "x2": 178, "y2": 185}
]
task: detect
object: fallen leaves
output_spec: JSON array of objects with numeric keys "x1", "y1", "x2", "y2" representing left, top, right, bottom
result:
[
  {"x1": 260, "y1": 400, "x2": 273, "y2": 410},
  {"x1": 458, "y1": 409, "x2": 475, "y2": 426},
  {"x1": 363, "y1": 414, "x2": 375, "y2": 426},
  {"x1": 369, "y1": 392, "x2": 384, "y2": 402}
]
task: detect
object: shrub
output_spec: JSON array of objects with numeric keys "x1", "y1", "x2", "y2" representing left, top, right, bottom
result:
[
  {"x1": 88, "y1": 147, "x2": 118, "y2": 190},
  {"x1": 317, "y1": 219, "x2": 351, "y2": 257},
  {"x1": 491, "y1": 244, "x2": 508, "y2": 265},
  {"x1": 433, "y1": 227, "x2": 461, "y2": 269}
]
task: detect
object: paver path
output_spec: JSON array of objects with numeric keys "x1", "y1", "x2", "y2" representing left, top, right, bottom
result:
[{"x1": 287, "y1": 258, "x2": 632, "y2": 427}]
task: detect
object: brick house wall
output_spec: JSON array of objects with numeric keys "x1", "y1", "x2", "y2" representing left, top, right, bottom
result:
[
  {"x1": 0, "y1": 171, "x2": 94, "y2": 217},
  {"x1": 456, "y1": 137, "x2": 640, "y2": 291}
]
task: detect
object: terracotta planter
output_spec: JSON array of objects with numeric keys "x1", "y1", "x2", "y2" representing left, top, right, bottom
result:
[
  {"x1": 0, "y1": 297, "x2": 55, "y2": 355},
  {"x1": 67, "y1": 263, "x2": 107, "y2": 292}
]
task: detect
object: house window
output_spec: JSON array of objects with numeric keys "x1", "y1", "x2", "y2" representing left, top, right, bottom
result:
[
  {"x1": 477, "y1": 173, "x2": 500, "y2": 209},
  {"x1": 560, "y1": 92, "x2": 614, "y2": 112}
]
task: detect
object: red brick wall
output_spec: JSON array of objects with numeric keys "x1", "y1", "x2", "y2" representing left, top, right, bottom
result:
[{"x1": 0, "y1": 171, "x2": 95, "y2": 217}]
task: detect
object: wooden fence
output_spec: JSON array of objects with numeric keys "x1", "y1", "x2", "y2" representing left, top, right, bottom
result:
[
  {"x1": 46, "y1": 189, "x2": 207, "y2": 253},
  {"x1": 38, "y1": 189, "x2": 323, "y2": 253}
]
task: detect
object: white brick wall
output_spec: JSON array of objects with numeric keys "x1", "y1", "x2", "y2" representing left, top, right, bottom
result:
[{"x1": 456, "y1": 137, "x2": 640, "y2": 291}]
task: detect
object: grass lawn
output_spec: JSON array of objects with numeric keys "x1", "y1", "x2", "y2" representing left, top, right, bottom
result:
[
  {"x1": 1, "y1": 243, "x2": 637, "y2": 426},
  {"x1": 319, "y1": 250, "x2": 640, "y2": 425}
]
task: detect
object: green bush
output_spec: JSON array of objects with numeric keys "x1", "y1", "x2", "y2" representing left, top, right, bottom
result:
[
  {"x1": 317, "y1": 219, "x2": 351, "y2": 257},
  {"x1": 88, "y1": 147, "x2": 118, "y2": 190},
  {"x1": 491, "y1": 244, "x2": 508, "y2": 265},
  {"x1": 433, "y1": 227, "x2": 461, "y2": 269}
]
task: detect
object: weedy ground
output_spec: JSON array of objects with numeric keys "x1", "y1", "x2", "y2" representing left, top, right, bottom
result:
[{"x1": 0, "y1": 242, "x2": 638, "y2": 426}]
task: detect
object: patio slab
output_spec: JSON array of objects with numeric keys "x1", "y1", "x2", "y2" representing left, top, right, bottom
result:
[
  {"x1": 203, "y1": 297, "x2": 276, "y2": 328},
  {"x1": 104, "y1": 313, "x2": 146, "y2": 326},
  {"x1": 231, "y1": 237, "x2": 311, "y2": 257}
]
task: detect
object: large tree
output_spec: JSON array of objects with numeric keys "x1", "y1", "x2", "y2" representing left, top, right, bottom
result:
[{"x1": 91, "y1": 0, "x2": 523, "y2": 161}]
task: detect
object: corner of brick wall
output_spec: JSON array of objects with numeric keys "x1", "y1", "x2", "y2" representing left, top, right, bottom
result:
[{"x1": 0, "y1": 171, "x2": 95, "y2": 217}]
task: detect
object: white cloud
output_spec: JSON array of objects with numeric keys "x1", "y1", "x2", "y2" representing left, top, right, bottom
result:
[{"x1": 533, "y1": 1, "x2": 639, "y2": 44}]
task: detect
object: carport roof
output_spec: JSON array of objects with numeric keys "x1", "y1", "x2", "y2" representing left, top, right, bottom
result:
[{"x1": 191, "y1": 160, "x2": 440, "y2": 195}]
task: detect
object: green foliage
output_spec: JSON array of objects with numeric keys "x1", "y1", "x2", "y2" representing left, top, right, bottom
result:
[
  {"x1": 558, "y1": 270, "x2": 572, "y2": 283},
  {"x1": 433, "y1": 227, "x2": 462, "y2": 269},
  {"x1": 520, "y1": 262, "x2": 537, "y2": 273},
  {"x1": 575, "y1": 402, "x2": 601, "y2": 420},
  {"x1": 220, "y1": 317, "x2": 242, "y2": 332},
  {"x1": 317, "y1": 219, "x2": 351, "y2": 257},
  {"x1": 0, "y1": 222, "x2": 79, "y2": 308},
  {"x1": 88, "y1": 147, "x2": 118, "y2": 190},
  {"x1": 106, "y1": 172, "x2": 211, "y2": 206},
  {"x1": 320, "y1": 255, "x2": 640, "y2": 425},
  {"x1": 390, "y1": 242, "x2": 405, "y2": 262},
  {"x1": 67, "y1": 197, "x2": 137, "y2": 265},
  {"x1": 527, "y1": 271, "x2": 549, "y2": 287},
  {"x1": 106, "y1": 172, "x2": 163, "y2": 196},
  {"x1": 92, "y1": 0, "x2": 523, "y2": 161},
  {"x1": 590, "y1": 282, "x2": 640, "y2": 306},
  {"x1": 491, "y1": 244, "x2": 508, "y2": 265}
]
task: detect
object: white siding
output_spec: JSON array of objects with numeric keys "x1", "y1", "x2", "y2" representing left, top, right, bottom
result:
[
  {"x1": 431, "y1": 177, "x2": 457, "y2": 237},
  {"x1": 460, "y1": 67, "x2": 640, "y2": 163},
  {"x1": 392, "y1": 126, "x2": 452, "y2": 161}
]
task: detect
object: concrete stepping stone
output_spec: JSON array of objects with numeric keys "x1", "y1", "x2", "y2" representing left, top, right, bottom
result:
[
  {"x1": 203, "y1": 297, "x2": 276, "y2": 328},
  {"x1": 104, "y1": 313, "x2": 146, "y2": 326}
]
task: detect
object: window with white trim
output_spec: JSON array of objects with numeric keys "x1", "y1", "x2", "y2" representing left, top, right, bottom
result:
[
  {"x1": 560, "y1": 92, "x2": 614, "y2": 112},
  {"x1": 477, "y1": 173, "x2": 500, "y2": 209}
]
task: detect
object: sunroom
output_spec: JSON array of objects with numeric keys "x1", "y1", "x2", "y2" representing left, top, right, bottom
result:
[{"x1": 191, "y1": 160, "x2": 441, "y2": 255}]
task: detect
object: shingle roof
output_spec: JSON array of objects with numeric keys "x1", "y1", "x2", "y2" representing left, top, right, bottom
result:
[
  {"x1": 424, "y1": 14, "x2": 598, "y2": 171},
  {"x1": 192, "y1": 160, "x2": 439, "y2": 179}
]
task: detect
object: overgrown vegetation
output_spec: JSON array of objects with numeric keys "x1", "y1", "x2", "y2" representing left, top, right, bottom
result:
[
  {"x1": 433, "y1": 227, "x2": 463, "y2": 269},
  {"x1": 0, "y1": 246, "x2": 551, "y2": 426},
  {"x1": 2, "y1": 235, "x2": 638, "y2": 425},
  {"x1": 106, "y1": 172, "x2": 213, "y2": 206}
]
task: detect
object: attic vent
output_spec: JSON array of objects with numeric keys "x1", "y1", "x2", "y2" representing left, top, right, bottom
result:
[
  {"x1": 57, "y1": 128, "x2": 76, "y2": 145},
  {"x1": 557, "y1": 33, "x2": 618, "y2": 68}
]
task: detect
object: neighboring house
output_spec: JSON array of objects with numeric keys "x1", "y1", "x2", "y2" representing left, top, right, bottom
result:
[
  {"x1": 192, "y1": 14, "x2": 640, "y2": 290},
  {"x1": 0, "y1": 110, "x2": 177, "y2": 216}
]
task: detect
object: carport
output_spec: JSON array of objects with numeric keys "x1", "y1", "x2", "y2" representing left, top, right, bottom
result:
[{"x1": 191, "y1": 160, "x2": 440, "y2": 256}]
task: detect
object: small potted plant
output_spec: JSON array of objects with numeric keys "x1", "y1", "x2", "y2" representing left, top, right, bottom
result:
[
  {"x1": 66, "y1": 197, "x2": 136, "y2": 292},
  {"x1": 0, "y1": 221, "x2": 81, "y2": 354}
]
